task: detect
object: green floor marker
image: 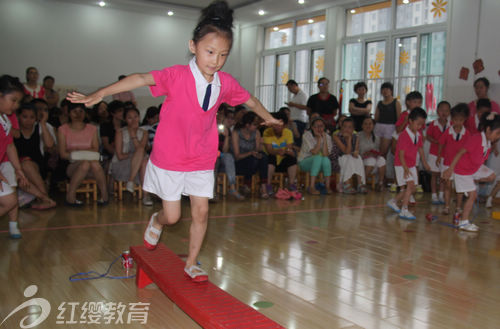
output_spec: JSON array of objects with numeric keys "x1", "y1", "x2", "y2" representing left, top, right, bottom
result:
[
  {"x1": 253, "y1": 301, "x2": 274, "y2": 308},
  {"x1": 402, "y1": 274, "x2": 419, "y2": 280}
]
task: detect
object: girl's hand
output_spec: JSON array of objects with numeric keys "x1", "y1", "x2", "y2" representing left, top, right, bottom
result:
[
  {"x1": 403, "y1": 167, "x2": 410, "y2": 179},
  {"x1": 39, "y1": 110, "x2": 48, "y2": 124},
  {"x1": 423, "y1": 162, "x2": 431, "y2": 172},
  {"x1": 435, "y1": 157, "x2": 441, "y2": 168},
  {"x1": 15, "y1": 169, "x2": 30, "y2": 190},
  {"x1": 66, "y1": 91, "x2": 103, "y2": 107},
  {"x1": 442, "y1": 168, "x2": 452, "y2": 180},
  {"x1": 353, "y1": 151, "x2": 359, "y2": 158}
]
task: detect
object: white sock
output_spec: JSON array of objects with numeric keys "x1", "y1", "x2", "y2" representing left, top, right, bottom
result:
[
  {"x1": 459, "y1": 219, "x2": 469, "y2": 225},
  {"x1": 432, "y1": 193, "x2": 438, "y2": 199},
  {"x1": 9, "y1": 221, "x2": 20, "y2": 234},
  {"x1": 402, "y1": 206, "x2": 408, "y2": 211},
  {"x1": 439, "y1": 192, "x2": 444, "y2": 199}
]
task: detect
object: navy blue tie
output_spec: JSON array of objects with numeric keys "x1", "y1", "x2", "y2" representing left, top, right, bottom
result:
[
  {"x1": 456, "y1": 133, "x2": 460, "y2": 142},
  {"x1": 202, "y1": 84, "x2": 212, "y2": 111}
]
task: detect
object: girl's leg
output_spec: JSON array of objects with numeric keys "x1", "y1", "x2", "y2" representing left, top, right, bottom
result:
[
  {"x1": 456, "y1": 193, "x2": 464, "y2": 211},
  {"x1": 461, "y1": 190, "x2": 476, "y2": 224},
  {"x1": 431, "y1": 173, "x2": 438, "y2": 202},
  {"x1": 21, "y1": 161, "x2": 50, "y2": 198},
  {"x1": 443, "y1": 179, "x2": 452, "y2": 212},
  {"x1": 321, "y1": 156, "x2": 332, "y2": 193},
  {"x1": 128, "y1": 148, "x2": 146, "y2": 183},
  {"x1": 380, "y1": 138, "x2": 390, "y2": 158},
  {"x1": 487, "y1": 181, "x2": 500, "y2": 207},
  {"x1": 378, "y1": 165, "x2": 386, "y2": 188},
  {"x1": 186, "y1": 196, "x2": 209, "y2": 269},
  {"x1": 267, "y1": 165, "x2": 275, "y2": 185},
  {"x1": 66, "y1": 161, "x2": 91, "y2": 203},
  {"x1": 89, "y1": 161, "x2": 108, "y2": 201},
  {"x1": 0, "y1": 193, "x2": 17, "y2": 217},
  {"x1": 402, "y1": 181, "x2": 415, "y2": 208},
  {"x1": 4, "y1": 191, "x2": 21, "y2": 238},
  {"x1": 287, "y1": 164, "x2": 297, "y2": 188},
  {"x1": 299, "y1": 156, "x2": 316, "y2": 191}
]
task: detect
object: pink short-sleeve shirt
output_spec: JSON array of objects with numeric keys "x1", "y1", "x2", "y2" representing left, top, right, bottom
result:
[
  {"x1": 454, "y1": 132, "x2": 491, "y2": 175},
  {"x1": 58, "y1": 124, "x2": 96, "y2": 151},
  {"x1": 394, "y1": 127, "x2": 423, "y2": 167},
  {"x1": 148, "y1": 65, "x2": 251, "y2": 171},
  {"x1": 427, "y1": 119, "x2": 448, "y2": 156},
  {"x1": 1, "y1": 113, "x2": 19, "y2": 163},
  {"x1": 438, "y1": 126, "x2": 469, "y2": 166}
]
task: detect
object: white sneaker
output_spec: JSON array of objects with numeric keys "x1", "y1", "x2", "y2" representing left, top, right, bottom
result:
[
  {"x1": 431, "y1": 196, "x2": 440, "y2": 205},
  {"x1": 458, "y1": 220, "x2": 479, "y2": 232},
  {"x1": 126, "y1": 181, "x2": 135, "y2": 193},
  {"x1": 399, "y1": 208, "x2": 416, "y2": 220},
  {"x1": 387, "y1": 199, "x2": 400, "y2": 213},
  {"x1": 486, "y1": 196, "x2": 493, "y2": 208},
  {"x1": 142, "y1": 194, "x2": 153, "y2": 206},
  {"x1": 409, "y1": 195, "x2": 416, "y2": 205}
]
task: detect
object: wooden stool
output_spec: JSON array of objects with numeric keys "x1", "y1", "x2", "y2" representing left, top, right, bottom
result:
[
  {"x1": 271, "y1": 173, "x2": 285, "y2": 191},
  {"x1": 67, "y1": 179, "x2": 98, "y2": 201},
  {"x1": 251, "y1": 174, "x2": 260, "y2": 194},
  {"x1": 366, "y1": 173, "x2": 376, "y2": 190},
  {"x1": 235, "y1": 175, "x2": 245, "y2": 192},
  {"x1": 216, "y1": 173, "x2": 227, "y2": 196},
  {"x1": 114, "y1": 181, "x2": 143, "y2": 200}
]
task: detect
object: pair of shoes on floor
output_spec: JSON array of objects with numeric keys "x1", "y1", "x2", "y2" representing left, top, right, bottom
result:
[
  {"x1": 126, "y1": 181, "x2": 135, "y2": 193},
  {"x1": 358, "y1": 185, "x2": 368, "y2": 194},
  {"x1": 65, "y1": 199, "x2": 84, "y2": 207},
  {"x1": 9, "y1": 222, "x2": 22, "y2": 239},
  {"x1": 399, "y1": 208, "x2": 416, "y2": 220},
  {"x1": 275, "y1": 188, "x2": 302, "y2": 200},
  {"x1": 228, "y1": 189, "x2": 245, "y2": 201},
  {"x1": 457, "y1": 220, "x2": 479, "y2": 232},
  {"x1": 97, "y1": 199, "x2": 109, "y2": 206},
  {"x1": 343, "y1": 183, "x2": 356, "y2": 194},
  {"x1": 31, "y1": 199, "x2": 56, "y2": 210}
]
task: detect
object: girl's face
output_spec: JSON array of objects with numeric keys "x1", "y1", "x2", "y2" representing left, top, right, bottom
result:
[
  {"x1": 34, "y1": 102, "x2": 49, "y2": 122},
  {"x1": 381, "y1": 88, "x2": 392, "y2": 98},
  {"x1": 112, "y1": 108, "x2": 124, "y2": 121},
  {"x1": 474, "y1": 81, "x2": 488, "y2": 98},
  {"x1": 125, "y1": 110, "x2": 139, "y2": 128},
  {"x1": 362, "y1": 118, "x2": 374, "y2": 133},
  {"x1": 189, "y1": 32, "x2": 231, "y2": 82},
  {"x1": 19, "y1": 109, "x2": 36, "y2": 129},
  {"x1": 451, "y1": 115, "x2": 466, "y2": 129},
  {"x1": 408, "y1": 117, "x2": 425, "y2": 133},
  {"x1": 406, "y1": 98, "x2": 422, "y2": 111},
  {"x1": 69, "y1": 106, "x2": 85, "y2": 123},
  {"x1": 0, "y1": 91, "x2": 23, "y2": 115},
  {"x1": 356, "y1": 86, "x2": 366, "y2": 98},
  {"x1": 486, "y1": 127, "x2": 500, "y2": 143},
  {"x1": 342, "y1": 121, "x2": 354, "y2": 135},
  {"x1": 318, "y1": 79, "x2": 329, "y2": 93},
  {"x1": 97, "y1": 103, "x2": 108, "y2": 119},
  {"x1": 147, "y1": 114, "x2": 159, "y2": 125},
  {"x1": 312, "y1": 120, "x2": 325, "y2": 136},
  {"x1": 27, "y1": 68, "x2": 39, "y2": 83},
  {"x1": 437, "y1": 104, "x2": 450, "y2": 121},
  {"x1": 43, "y1": 78, "x2": 54, "y2": 90}
]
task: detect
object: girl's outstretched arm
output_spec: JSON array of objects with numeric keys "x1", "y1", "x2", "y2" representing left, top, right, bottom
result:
[
  {"x1": 67, "y1": 73, "x2": 155, "y2": 107},
  {"x1": 245, "y1": 96, "x2": 281, "y2": 126}
]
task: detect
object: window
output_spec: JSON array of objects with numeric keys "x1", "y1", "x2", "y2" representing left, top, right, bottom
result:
[
  {"x1": 346, "y1": 1, "x2": 392, "y2": 36},
  {"x1": 296, "y1": 15, "x2": 326, "y2": 45},
  {"x1": 341, "y1": 0, "x2": 448, "y2": 117},
  {"x1": 259, "y1": 15, "x2": 326, "y2": 111},
  {"x1": 265, "y1": 22, "x2": 293, "y2": 49},
  {"x1": 396, "y1": 0, "x2": 447, "y2": 29}
]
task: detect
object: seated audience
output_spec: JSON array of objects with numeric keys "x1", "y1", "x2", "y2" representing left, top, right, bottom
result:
[
  {"x1": 358, "y1": 117, "x2": 386, "y2": 191},
  {"x1": 278, "y1": 106, "x2": 300, "y2": 149},
  {"x1": 42, "y1": 75, "x2": 59, "y2": 111},
  {"x1": 298, "y1": 117, "x2": 333, "y2": 195},
  {"x1": 58, "y1": 103, "x2": 108, "y2": 205},
  {"x1": 232, "y1": 111, "x2": 269, "y2": 198},
  {"x1": 263, "y1": 112, "x2": 298, "y2": 192},
  {"x1": 330, "y1": 117, "x2": 366, "y2": 193},
  {"x1": 100, "y1": 100, "x2": 124, "y2": 161},
  {"x1": 14, "y1": 103, "x2": 57, "y2": 209},
  {"x1": 110, "y1": 107, "x2": 151, "y2": 205},
  {"x1": 141, "y1": 106, "x2": 160, "y2": 154}
]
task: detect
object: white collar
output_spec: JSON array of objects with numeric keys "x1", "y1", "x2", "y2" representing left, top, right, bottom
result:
[
  {"x1": 448, "y1": 125, "x2": 466, "y2": 140},
  {"x1": 189, "y1": 56, "x2": 221, "y2": 87},
  {"x1": 481, "y1": 131, "x2": 491, "y2": 153},
  {"x1": 434, "y1": 119, "x2": 449, "y2": 132},
  {"x1": 0, "y1": 113, "x2": 12, "y2": 136},
  {"x1": 405, "y1": 126, "x2": 418, "y2": 143},
  {"x1": 475, "y1": 114, "x2": 480, "y2": 128}
]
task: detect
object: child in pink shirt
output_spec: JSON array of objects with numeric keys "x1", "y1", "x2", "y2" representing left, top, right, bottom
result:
[
  {"x1": 387, "y1": 108, "x2": 430, "y2": 220},
  {"x1": 0, "y1": 75, "x2": 29, "y2": 239},
  {"x1": 443, "y1": 112, "x2": 500, "y2": 232},
  {"x1": 68, "y1": 1, "x2": 279, "y2": 282},
  {"x1": 426, "y1": 101, "x2": 450, "y2": 204},
  {"x1": 437, "y1": 103, "x2": 470, "y2": 215}
]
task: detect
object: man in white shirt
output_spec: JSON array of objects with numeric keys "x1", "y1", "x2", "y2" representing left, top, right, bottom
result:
[{"x1": 285, "y1": 80, "x2": 309, "y2": 140}]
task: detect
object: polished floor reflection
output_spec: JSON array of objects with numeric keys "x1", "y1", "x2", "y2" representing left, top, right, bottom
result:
[{"x1": 1, "y1": 191, "x2": 499, "y2": 328}]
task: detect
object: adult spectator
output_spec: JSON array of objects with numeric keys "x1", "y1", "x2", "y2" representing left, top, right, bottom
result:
[
  {"x1": 42, "y1": 75, "x2": 59, "y2": 111},
  {"x1": 23, "y1": 67, "x2": 45, "y2": 99},
  {"x1": 306, "y1": 77, "x2": 340, "y2": 131},
  {"x1": 285, "y1": 79, "x2": 309, "y2": 137},
  {"x1": 349, "y1": 81, "x2": 372, "y2": 132},
  {"x1": 112, "y1": 75, "x2": 137, "y2": 106},
  {"x1": 468, "y1": 77, "x2": 500, "y2": 117}
]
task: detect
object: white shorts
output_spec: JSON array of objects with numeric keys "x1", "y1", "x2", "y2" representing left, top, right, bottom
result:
[
  {"x1": 363, "y1": 156, "x2": 386, "y2": 170},
  {"x1": 395, "y1": 166, "x2": 419, "y2": 187},
  {"x1": 375, "y1": 123, "x2": 396, "y2": 140},
  {"x1": 0, "y1": 162, "x2": 17, "y2": 197},
  {"x1": 427, "y1": 154, "x2": 442, "y2": 173},
  {"x1": 143, "y1": 160, "x2": 214, "y2": 201},
  {"x1": 454, "y1": 165, "x2": 495, "y2": 193},
  {"x1": 440, "y1": 164, "x2": 455, "y2": 181}
]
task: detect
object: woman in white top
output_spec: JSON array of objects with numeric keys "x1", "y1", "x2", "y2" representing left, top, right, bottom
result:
[
  {"x1": 358, "y1": 117, "x2": 386, "y2": 191},
  {"x1": 298, "y1": 117, "x2": 333, "y2": 194}
]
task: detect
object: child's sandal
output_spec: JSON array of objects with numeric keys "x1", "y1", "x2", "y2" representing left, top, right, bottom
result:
[
  {"x1": 184, "y1": 265, "x2": 208, "y2": 282},
  {"x1": 143, "y1": 212, "x2": 162, "y2": 250}
]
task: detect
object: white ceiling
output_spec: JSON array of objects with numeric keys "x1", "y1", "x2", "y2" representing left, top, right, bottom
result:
[{"x1": 56, "y1": 0, "x2": 367, "y2": 25}]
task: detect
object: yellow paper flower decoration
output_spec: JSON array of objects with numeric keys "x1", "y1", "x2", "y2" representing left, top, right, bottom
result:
[
  {"x1": 399, "y1": 50, "x2": 409, "y2": 65},
  {"x1": 405, "y1": 85, "x2": 411, "y2": 94},
  {"x1": 431, "y1": 0, "x2": 447, "y2": 18},
  {"x1": 368, "y1": 62, "x2": 382, "y2": 79},
  {"x1": 375, "y1": 51, "x2": 385, "y2": 64},
  {"x1": 314, "y1": 75, "x2": 319, "y2": 82},
  {"x1": 277, "y1": 60, "x2": 280, "y2": 68},
  {"x1": 281, "y1": 33, "x2": 288, "y2": 44},
  {"x1": 315, "y1": 56, "x2": 324, "y2": 73},
  {"x1": 281, "y1": 71, "x2": 289, "y2": 84}
]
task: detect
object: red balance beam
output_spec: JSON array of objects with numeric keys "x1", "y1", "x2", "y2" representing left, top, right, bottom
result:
[{"x1": 130, "y1": 244, "x2": 285, "y2": 329}]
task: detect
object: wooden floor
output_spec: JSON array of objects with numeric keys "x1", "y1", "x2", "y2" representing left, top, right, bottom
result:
[{"x1": 1, "y1": 190, "x2": 500, "y2": 329}]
